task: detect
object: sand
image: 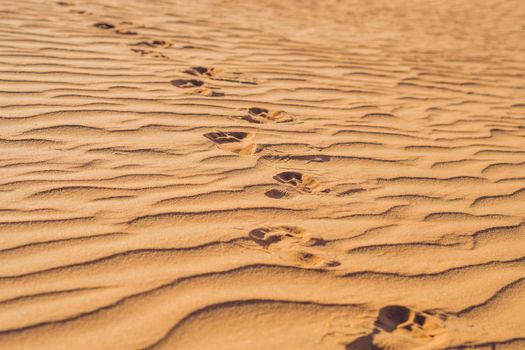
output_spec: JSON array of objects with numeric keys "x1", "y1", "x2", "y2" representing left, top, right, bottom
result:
[{"x1": 0, "y1": 0, "x2": 524, "y2": 349}]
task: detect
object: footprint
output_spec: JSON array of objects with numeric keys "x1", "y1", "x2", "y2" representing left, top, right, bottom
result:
[
  {"x1": 115, "y1": 29, "x2": 138, "y2": 35},
  {"x1": 293, "y1": 251, "x2": 341, "y2": 268},
  {"x1": 248, "y1": 226, "x2": 338, "y2": 268},
  {"x1": 204, "y1": 131, "x2": 258, "y2": 155},
  {"x1": 171, "y1": 79, "x2": 224, "y2": 97},
  {"x1": 94, "y1": 22, "x2": 115, "y2": 30},
  {"x1": 171, "y1": 79, "x2": 205, "y2": 88},
  {"x1": 130, "y1": 39, "x2": 172, "y2": 48},
  {"x1": 130, "y1": 48, "x2": 168, "y2": 59},
  {"x1": 273, "y1": 171, "x2": 329, "y2": 194},
  {"x1": 249, "y1": 226, "x2": 325, "y2": 248},
  {"x1": 93, "y1": 22, "x2": 137, "y2": 35},
  {"x1": 346, "y1": 305, "x2": 448, "y2": 350},
  {"x1": 56, "y1": 1, "x2": 90, "y2": 14},
  {"x1": 242, "y1": 107, "x2": 294, "y2": 124},
  {"x1": 184, "y1": 66, "x2": 256, "y2": 85},
  {"x1": 260, "y1": 154, "x2": 331, "y2": 166},
  {"x1": 264, "y1": 188, "x2": 290, "y2": 199},
  {"x1": 113, "y1": 21, "x2": 139, "y2": 35},
  {"x1": 129, "y1": 40, "x2": 172, "y2": 58},
  {"x1": 375, "y1": 305, "x2": 446, "y2": 334}
]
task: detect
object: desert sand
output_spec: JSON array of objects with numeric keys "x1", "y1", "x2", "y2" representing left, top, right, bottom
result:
[{"x1": 0, "y1": 0, "x2": 525, "y2": 349}]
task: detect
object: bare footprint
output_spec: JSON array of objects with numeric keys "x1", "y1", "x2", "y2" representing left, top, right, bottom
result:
[
  {"x1": 248, "y1": 226, "x2": 338, "y2": 268},
  {"x1": 242, "y1": 107, "x2": 294, "y2": 124},
  {"x1": 204, "y1": 131, "x2": 258, "y2": 155},
  {"x1": 274, "y1": 171, "x2": 329, "y2": 194},
  {"x1": 184, "y1": 66, "x2": 256, "y2": 85},
  {"x1": 171, "y1": 79, "x2": 224, "y2": 97},
  {"x1": 346, "y1": 305, "x2": 448, "y2": 350}
]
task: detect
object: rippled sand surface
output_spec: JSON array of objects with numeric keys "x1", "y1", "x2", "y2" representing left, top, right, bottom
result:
[{"x1": 1, "y1": 0, "x2": 525, "y2": 349}]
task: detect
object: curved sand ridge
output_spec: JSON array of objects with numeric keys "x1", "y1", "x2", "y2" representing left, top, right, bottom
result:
[{"x1": 0, "y1": 0, "x2": 525, "y2": 349}]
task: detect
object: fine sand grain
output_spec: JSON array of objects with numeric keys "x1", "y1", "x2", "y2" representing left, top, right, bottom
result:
[{"x1": 1, "y1": 0, "x2": 525, "y2": 349}]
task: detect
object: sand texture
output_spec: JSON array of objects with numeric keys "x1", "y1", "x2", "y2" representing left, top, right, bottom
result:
[{"x1": 1, "y1": 0, "x2": 525, "y2": 349}]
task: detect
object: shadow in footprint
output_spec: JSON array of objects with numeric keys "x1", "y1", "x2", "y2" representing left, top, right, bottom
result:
[
  {"x1": 346, "y1": 305, "x2": 448, "y2": 350},
  {"x1": 184, "y1": 66, "x2": 256, "y2": 85},
  {"x1": 249, "y1": 226, "x2": 325, "y2": 248},
  {"x1": 171, "y1": 79, "x2": 204, "y2": 88},
  {"x1": 346, "y1": 334, "x2": 379, "y2": 350},
  {"x1": 242, "y1": 107, "x2": 294, "y2": 124},
  {"x1": 264, "y1": 188, "x2": 289, "y2": 199},
  {"x1": 94, "y1": 22, "x2": 115, "y2": 29},
  {"x1": 131, "y1": 39, "x2": 171, "y2": 48},
  {"x1": 130, "y1": 40, "x2": 171, "y2": 58},
  {"x1": 294, "y1": 251, "x2": 340, "y2": 267},
  {"x1": 171, "y1": 79, "x2": 224, "y2": 97},
  {"x1": 115, "y1": 29, "x2": 138, "y2": 35},
  {"x1": 274, "y1": 171, "x2": 329, "y2": 194},
  {"x1": 204, "y1": 131, "x2": 258, "y2": 155},
  {"x1": 261, "y1": 154, "x2": 330, "y2": 164},
  {"x1": 93, "y1": 22, "x2": 137, "y2": 35},
  {"x1": 204, "y1": 131, "x2": 253, "y2": 144},
  {"x1": 131, "y1": 48, "x2": 168, "y2": 59}
]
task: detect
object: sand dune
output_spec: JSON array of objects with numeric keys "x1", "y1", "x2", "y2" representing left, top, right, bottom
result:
[{"x1": 1, "y1": 0, "x2": 524, "y2": 348}]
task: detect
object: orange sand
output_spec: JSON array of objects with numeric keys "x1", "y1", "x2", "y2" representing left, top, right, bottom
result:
[{"x1": 0, "y1": 0, "x2": 524, "y2": 349}]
